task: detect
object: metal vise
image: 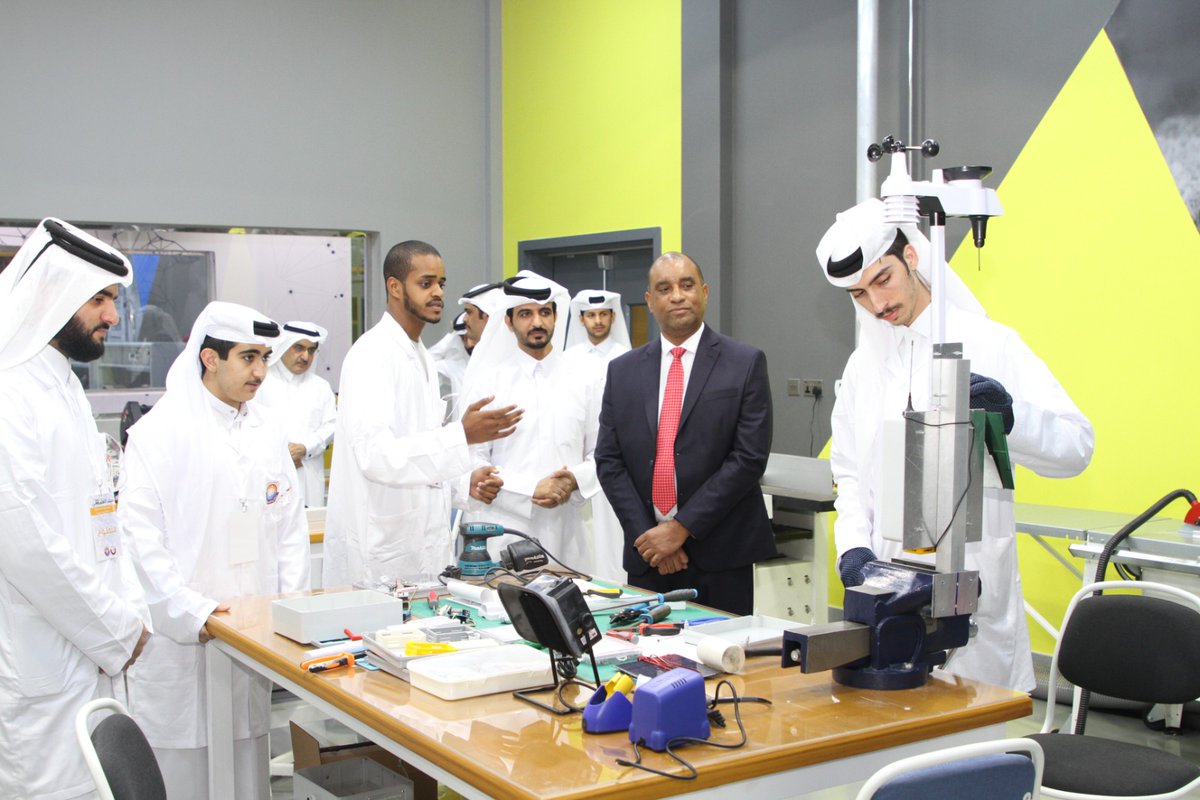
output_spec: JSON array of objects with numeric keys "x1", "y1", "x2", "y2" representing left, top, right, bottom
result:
[{"x1": 782, "y1": 560, "x2": 978, "y2": 690}]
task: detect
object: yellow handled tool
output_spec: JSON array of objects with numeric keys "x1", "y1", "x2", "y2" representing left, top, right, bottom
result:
[{"x1": 404, "y1": 641, "x2": 458, "y2": 656}]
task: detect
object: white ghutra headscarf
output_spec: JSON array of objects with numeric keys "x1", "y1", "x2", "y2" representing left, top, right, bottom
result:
[
  {"x1": 0, "y1": 218, "x2": 133, "y2": 371},
  {"x1": 564, "y1": 289, "x2": 630, "y2": 351}
]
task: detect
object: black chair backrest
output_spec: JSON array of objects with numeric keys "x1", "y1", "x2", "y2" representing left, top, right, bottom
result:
[
  {"x1": 91, "y1": 712, "x2": 167, "y2": 800},
  {"x1": 1058, "y1": 593, "x2": 1200, "y2": 704}
]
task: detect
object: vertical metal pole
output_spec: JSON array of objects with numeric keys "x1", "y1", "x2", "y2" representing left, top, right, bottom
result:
[
  {"x1": 856, "y1": 0, "x2": 878, "y2": 203},
  {"x1": 906, "y1": 0, "x2": 925, "y2": 181}
]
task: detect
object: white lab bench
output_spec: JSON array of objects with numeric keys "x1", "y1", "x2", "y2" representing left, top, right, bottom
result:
[
  {"x1": 1068, "y1": 517, "x2": 1200, "y2": 593},
  {"x1": 755, "y1": 454, "x2": 836, "y2": 625},
  {"x1": 1014, "y1": 503, "x2": 1187, "y2": 640}
]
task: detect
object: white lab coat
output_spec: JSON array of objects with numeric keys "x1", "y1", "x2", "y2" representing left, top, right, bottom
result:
[
  {"x1": 257, "y1": 362, "x2": 337, "y2": 506},
  {"x1": 461, "y1": 348, "x2": 601, "y2": 573},
  {"x1": 119, "y1": 388, "x2": 310, "y2": 752},
  {"x1": 564, "y1": 339, "x2": 630, "y2": 581},
  {"x1": 428, "y1": 330, "x2": 471, "y2": 412},
  {"x1": 0, "y1": 349, "x2": 148, "y2": 800},
  {"x1": 323, "y1": 313, "x2": 473, "y2": 587},
  {"x1": 831, "y1": 302, "x2": 1094, "y2": 692}
]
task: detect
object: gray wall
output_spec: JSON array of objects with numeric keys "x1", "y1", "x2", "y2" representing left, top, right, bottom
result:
[
  {"x1": 1, "y1": 0, "x2": 500, "y2": 334},
  {"x1": 683, "y1": 0, "x2": 1119, "y2": 457}
]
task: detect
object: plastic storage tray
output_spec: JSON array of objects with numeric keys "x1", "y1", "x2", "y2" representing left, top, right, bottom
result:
[
  {"x1": 407, "y1": 643, "x2": 552, "y2": 700},
  {"x1": 680, "y1": 614, "x2": 804, "y2": 647},
  {"x1": 293, "y1": 757, "x2": 412, "y2": 800},
  {"x1": 273, "y1": 591, "x2": 409, "y2": 644}
]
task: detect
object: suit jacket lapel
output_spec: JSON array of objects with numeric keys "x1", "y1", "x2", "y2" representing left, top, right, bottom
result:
[
  {"x1": 678, "y1": 327, "x2": 718, "y2": 430},
  {"x1": 642, "y1": 338, "x2": 663, "y2": 434}
]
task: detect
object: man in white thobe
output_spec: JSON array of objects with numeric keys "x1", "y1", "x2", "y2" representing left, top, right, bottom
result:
[
  {"x1": 257, "y1": 320, "x2": 337, "y2": 506},
  {"x1": 564, "y1": 289, "x2": 631, "y2": 369},
  {"x1": 459, "y1": 273, "x2": 602, "y2": 574},
  {"x1": 816, "y1": 199, "x2": 1094, "y2": 692},
  {"x1": 324, "y1": 241, "x2": 522, "y2": 588},
  {"x1": 120, "y1": 302, "x2": 311, "y2": 800},
  {"x1": 429, "y1": 282, "x2": 504, "y2": 417},
  {"x1": 563, "y1": 289, "x2": 631, "y2": 581},
  {"x1": 0, "y1": 219, "x2": 151, "y2": 800}
]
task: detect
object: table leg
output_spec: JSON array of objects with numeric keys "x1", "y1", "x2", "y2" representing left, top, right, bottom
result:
[{"x1": 206, "y1": 642, "x2": 236, "y2": 800}]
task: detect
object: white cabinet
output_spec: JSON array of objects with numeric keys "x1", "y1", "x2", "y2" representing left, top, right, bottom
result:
[
  {"x1": 754, "y1": 558, "x2": 816, "y2": 623},
  {"x1": 754, "y1": 454, "x2": 835, "y2": 625}
]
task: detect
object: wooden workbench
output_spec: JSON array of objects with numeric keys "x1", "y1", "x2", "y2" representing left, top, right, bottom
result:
[{"x1": 204, "y1": 590, "x2": 1031, "y2": 800}]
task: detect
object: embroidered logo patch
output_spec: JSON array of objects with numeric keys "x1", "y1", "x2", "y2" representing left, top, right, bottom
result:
[{"x1": 265, "y1": 482, "x2": 280, "y2": 505}]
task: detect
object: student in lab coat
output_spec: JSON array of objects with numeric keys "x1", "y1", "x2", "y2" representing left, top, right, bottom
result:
[
  {"x1": 815, "y1": 199, "x2": 1094, "y2": 692},
  {"x1": 458, "y1": 272, "x2": 602, "y2": 573},
  {"x1": 563, "y1": 289, "x2": 631, "y2": 581},
  {"x1": 257, "y1": 320, "x2": 337, "y2": 506},
  {"x1": 0, "y1": 218, "x2": 152, "y2": 800},
  {"x1": 323, "y1": 241, "x2": 522, "y2": 588},
  {"x1": 120, "y1": 301, "x2": 310, "y2": 800}
]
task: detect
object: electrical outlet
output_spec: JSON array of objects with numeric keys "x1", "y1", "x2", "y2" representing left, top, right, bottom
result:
[
  {"x1": 803, "y1": 379, "x2": 823, "y2": 398},
  {"x1": 787, "y1": 379, "x2": 802, "y2": 397}
]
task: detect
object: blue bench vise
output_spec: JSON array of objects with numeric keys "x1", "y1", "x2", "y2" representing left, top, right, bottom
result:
[{"x1": 781, "y1": 560, "x2": 977, "y2": 690}]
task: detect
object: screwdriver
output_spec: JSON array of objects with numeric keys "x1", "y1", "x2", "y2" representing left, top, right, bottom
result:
[{"x1": 597, "y1": 589, "x2": 698, "y2": 611}]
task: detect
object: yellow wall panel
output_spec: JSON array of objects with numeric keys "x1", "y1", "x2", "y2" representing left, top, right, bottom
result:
[
  {"x1": 502, "y1": 0, "x2": 682, "y2": 276},
  {"x1": 951, "y1": 31, "x2": 1200, "y2": 652}
]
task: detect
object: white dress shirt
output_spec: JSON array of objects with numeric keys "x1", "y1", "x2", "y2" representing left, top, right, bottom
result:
[
  {"x1": 653, "y1": 324, "x2": 706, "y2": 521},
  {"x1": 656, "y1": 323, "x2": 705, "y2": 417}
]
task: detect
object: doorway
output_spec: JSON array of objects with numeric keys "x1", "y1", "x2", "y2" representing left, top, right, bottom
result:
[{"x1": 517, "y1": 227, "x2": 660, "y2": 347}]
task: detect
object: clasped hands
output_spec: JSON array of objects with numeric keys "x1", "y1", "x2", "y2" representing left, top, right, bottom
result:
[
  {"x1": 470, "y1": 466, "x2": 503, "y2": 504},
  {"x1": 533, "y1": 467, "x2": 576, "y2": 509},
  {"x1": 635, "y1": 520, "x2": 690, "y2": 575}
]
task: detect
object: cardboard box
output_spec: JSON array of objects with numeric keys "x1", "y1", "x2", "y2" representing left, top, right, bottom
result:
[
  {"x1": 293, "y1": 758, "x2": 412, "y2": 800},
  {"x1": 290, "y1": 720, "x2": 437, "y2": 800}
]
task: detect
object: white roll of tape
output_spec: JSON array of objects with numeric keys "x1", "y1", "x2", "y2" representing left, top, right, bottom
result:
[{"x1": 696, "y1": 637, "x2": 745, "y2": 674}]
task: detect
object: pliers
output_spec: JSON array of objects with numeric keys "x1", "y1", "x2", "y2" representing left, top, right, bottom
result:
[{"x1": 636, "y1": 622, "x2": 683, "y2": 637}]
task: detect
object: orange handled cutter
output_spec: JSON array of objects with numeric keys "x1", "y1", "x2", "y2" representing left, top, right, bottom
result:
[{"x1": 300, "y1": 652, "x2": 356, "y2": 673}]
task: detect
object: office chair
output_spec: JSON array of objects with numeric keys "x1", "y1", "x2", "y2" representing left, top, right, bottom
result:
[
  {"x1": 1029, "y1": 580, "x2": 1200, "y2": 799},
  {"x1": 75, "y1": 698, "x2": 167, "y2": 800},
  {"x1": 856, "y1": 737, "x2": 1043, "y2": 800}
]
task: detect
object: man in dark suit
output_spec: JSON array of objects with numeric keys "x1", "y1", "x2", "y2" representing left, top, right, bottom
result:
[{"x1": 595, "y1": 252, "x2": 776, "y2": 614}]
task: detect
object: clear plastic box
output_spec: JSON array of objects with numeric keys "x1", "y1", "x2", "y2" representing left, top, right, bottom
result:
[{"x1": 292, "y1": 757, "x2": 412, "y2": 800}]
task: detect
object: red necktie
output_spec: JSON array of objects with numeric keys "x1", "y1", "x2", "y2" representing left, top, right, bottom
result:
[{"x1": 653, "y1": 347, "x2": 686, "y2": 516}]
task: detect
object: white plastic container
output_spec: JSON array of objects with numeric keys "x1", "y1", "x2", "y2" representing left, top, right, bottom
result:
[
  {"x1": 272, "y1": 591, "x2": 409, "y2": 644},
  {"x1": 293, "y1": 758, "x2": 412, "y2": 800},
  {"x1": 406, "y1": 643, "x2": 552, "y2": 700}
]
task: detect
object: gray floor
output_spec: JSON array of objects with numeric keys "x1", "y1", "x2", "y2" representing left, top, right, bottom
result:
[{"x1": 266, "y1": 688, "x2": 1200, "y2": 799}]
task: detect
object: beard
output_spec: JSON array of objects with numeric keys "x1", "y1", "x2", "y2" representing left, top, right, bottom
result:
[
  {"x1": 53, "y1": 314, "x2": 107, "y2": 362},
  {"x1": 403, "y1": 289, "x2": 441, "y2": 324},
  {"x1": 520, "y1": 328, "x2": 552, "y2": 350}
]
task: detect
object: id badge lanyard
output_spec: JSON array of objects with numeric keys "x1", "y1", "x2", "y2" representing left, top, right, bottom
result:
[
  {"x1": 226, "y1": 427, "x2": 264, "y2": 567},
  {"x1": 63, "y1": 379, "x2": 123, "y2": 564}
]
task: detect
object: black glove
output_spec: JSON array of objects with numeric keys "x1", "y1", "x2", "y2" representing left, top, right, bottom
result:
[
  {"x1": 838, "y1": 547, "x2": 876, "y2": 588},
  {"x1": 969, "y1": 373, "x2": 1014, "y2": 434}
]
